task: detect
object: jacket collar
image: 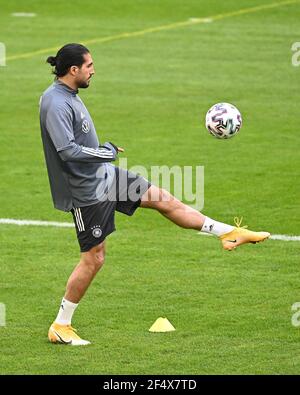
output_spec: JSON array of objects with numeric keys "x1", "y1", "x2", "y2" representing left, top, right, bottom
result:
[{"x1": 54, "y1": 79, "x2": 78, "y2": 95}]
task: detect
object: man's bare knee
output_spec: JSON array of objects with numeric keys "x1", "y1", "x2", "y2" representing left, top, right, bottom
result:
[
  {"x1": 141, "y1": 186, "x2": 175, "y2": 210},
  {"x1": 81, "y1": 242, "x2": 105, "y2": 274}
]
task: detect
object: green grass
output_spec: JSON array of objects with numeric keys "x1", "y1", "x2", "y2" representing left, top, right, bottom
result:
[{"x1": 0, "y1": 0, "x2": 300, "y2": 374}]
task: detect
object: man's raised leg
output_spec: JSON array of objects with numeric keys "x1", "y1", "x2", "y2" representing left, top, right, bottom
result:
[
  {"x1": 140, "y1": 185, "x2": 270, "y2": 250},
  {"x1": 140, "y1": 185, "x2": 206, "y2": 230}
]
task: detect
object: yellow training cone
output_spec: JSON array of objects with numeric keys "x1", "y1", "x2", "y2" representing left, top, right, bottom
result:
[{"x1": 149, "y1": 317, "x2": 175, "y2": 332}]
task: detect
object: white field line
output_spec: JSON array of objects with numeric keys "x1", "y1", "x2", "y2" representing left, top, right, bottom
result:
[
  {"x1": 0, "y1": 218, "x2": 299, "y2": 241},
  {"x1": 268, "y1": 234, "x2": 300, "y2": 241},
  {"x1": 11, "y1": 13, "x2": 36, "y2": 17},
  {"x1": 0, "y1": 218, "x2": 73, "y2": 228},
  {"x1": 197, "y1": 232, "x2": 300, "y2": 242}
]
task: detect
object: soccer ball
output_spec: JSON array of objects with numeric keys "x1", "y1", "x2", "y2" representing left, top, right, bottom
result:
[{"x1": 205, "y1": 103, "x2": 242, "y2": 139}]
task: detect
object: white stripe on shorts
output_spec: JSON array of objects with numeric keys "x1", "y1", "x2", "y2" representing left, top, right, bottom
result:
[
  {"x1": 74, "y1": 209, "x2": 81, "y2": 231},
  {"x1": 77, "y1": 208, "x2": 85, "y2": 231},
  {"x1": 74, "y1": 208, "x2": 85, "y2": 232}
]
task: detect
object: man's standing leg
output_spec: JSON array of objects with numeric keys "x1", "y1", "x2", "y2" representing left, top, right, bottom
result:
[{"x1": 48, "y1": 242, "x2": 105, "y2": 345}]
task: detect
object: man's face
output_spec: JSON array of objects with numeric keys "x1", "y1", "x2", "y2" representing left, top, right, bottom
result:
[{"x1": 74, "y1": 52, "x2": 95, "y2": 89}]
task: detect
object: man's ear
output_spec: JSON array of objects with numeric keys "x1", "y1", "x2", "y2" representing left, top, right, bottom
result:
[{"x1": 70, "y1": 65, "x2": 78, "y2": 76}]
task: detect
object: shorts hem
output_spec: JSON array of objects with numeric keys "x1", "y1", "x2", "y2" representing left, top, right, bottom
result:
[
  {"x1": 126, "y1": 198, "x2": 142, "y2": 216},
  {"x1": 117, "y1": 181, "x2": 152, "y2": 216},
  {"x1": 79, "y1": 228, "x2": 116, "y2": 252}
]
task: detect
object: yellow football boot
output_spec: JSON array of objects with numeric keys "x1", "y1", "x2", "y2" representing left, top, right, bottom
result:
[
  {"x1": 220, "y1": 217, "x2": 270, "y2": 251},
  {"x1": 48, "y1": 322, "x2": 90, "y2": 346}
]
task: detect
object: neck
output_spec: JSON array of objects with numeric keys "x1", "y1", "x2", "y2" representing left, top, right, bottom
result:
[{"x1": 58, "y1": 76, "x2": 77, "y2": 91}]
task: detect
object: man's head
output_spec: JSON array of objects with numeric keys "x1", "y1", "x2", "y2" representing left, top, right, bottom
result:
[{"x1": 46, "y1": 43, "x2": 94, "y2": 89}]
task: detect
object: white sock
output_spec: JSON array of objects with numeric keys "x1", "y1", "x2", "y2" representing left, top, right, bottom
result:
[
  {"x1": 54, "y1": 298, "x2": 78, "y2": 326},
  {"x1": 201, "y1": 216, "x2": 234, "y2": 237}
]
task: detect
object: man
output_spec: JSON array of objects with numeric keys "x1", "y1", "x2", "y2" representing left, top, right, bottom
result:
[{"x1": 40, "y1": 43, "x2": 270, "y2": 346}]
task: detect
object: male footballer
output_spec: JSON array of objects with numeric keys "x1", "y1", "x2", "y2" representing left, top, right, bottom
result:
[{"x1": 40, "y1": 43, "x2": 270, "y2": 345}]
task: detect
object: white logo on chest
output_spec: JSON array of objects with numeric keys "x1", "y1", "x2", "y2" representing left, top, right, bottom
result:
[{"x1": 82, "y1": 119, "x2": 90, "y2": 133}]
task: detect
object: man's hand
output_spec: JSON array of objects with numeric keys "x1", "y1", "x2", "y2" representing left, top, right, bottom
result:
[{"x1": 108, "y1": 141, "x2": 124, "y2": 154}]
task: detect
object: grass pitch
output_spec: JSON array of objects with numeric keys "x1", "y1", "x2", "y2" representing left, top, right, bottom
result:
[{"x1": 0, "y1": 0, "x2": 300, "y2": 374}]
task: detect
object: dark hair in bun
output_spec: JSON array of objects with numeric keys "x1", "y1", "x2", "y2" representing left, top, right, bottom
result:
[
  {"x1": 46, "y1": 56, "x2": 57, "y2": 67},
  {"x1": 46, "y1": 43, "x2": 89, "y2": 77}
]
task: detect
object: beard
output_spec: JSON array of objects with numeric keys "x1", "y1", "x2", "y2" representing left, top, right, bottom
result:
[{"x1": 77, "y1": 78, "x2": 91, "y2": 89}]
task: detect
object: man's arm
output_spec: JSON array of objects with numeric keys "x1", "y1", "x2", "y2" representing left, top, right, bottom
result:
[
  {"x1": 59, "y1": 141, "x2": 117, "y2": 163},
  {"x1": 45, "y1": 102, "x2": 118, "y2": 163}
]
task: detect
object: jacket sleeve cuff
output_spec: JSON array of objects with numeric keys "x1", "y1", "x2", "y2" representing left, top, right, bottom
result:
[{"x1": 102, "y1": 141, "x2": 118, "y2": 157}]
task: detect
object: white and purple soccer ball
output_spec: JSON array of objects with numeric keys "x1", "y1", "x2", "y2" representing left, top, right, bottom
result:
[{"x1": 205, "y1": 102, "x2": 242, "y2": 139}]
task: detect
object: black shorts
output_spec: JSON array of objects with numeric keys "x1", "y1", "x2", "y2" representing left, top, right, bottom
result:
[{"x1": 71, "y1": 166, "x2": 151, "y2": 252}]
